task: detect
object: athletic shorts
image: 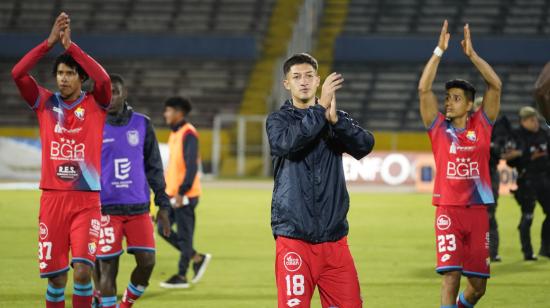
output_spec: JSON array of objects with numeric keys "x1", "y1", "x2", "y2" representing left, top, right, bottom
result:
[
  {"x1": 275, "y1": 236, "x2": 362, "y2": 308},
  {"x1": 435, "y1": 205, "x2": 490, "y2": 278},
  {"x1": 96, "y1": 213, "x2": 155, "y2": 260},
  {"x1": 38, "y1": 190, "x2": 101, "y2": 278}
]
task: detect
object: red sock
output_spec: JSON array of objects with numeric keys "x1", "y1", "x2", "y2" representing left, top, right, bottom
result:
[
  {"x1": 46, "y1": 301, "x2": 65, "y2": 308},
  {"x1": 120, "y1": 283, "x2": 145, "y2": 307},
  {"x1": 46, "y1": 284, "x2": 65, "y2": 308},
  {"x1": 72, "y1": 294, "x2": 92, "y2": 308}
]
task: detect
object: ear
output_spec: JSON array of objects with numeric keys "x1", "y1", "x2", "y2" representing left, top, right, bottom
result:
[{"x1": 283, "y1": 78, "x2": 290, "y2": 90}]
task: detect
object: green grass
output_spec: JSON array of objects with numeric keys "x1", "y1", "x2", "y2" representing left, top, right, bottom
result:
[{"x1": 0, "y1": 188, "x2": 548, "y2": 307}]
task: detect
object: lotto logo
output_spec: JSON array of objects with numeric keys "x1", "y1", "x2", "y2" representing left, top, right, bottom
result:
[
  {"x1": 50, "y1": 138, "x2": 85, "y2": 161},
  {"x1": 437, "y1": 215, "x2": 451, "y2": 230},
  {"x1": 283, "y1": 252, "x2": 302, "y2": 272},
  {"x1": 39, "y1": 223, "x2": 48, "y2": 240},
  {"x1": 446, "y1": 158, "x2": 479, "y2": 179}
]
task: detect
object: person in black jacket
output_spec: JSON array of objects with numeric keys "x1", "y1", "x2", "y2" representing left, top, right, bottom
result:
[
  {"x1": 506, "y1": 106, "x2": 550, "y2": 260},
  {"x1": 93, "y1": 74, "x2": 171, "y2": 308},
  {"x1": 266, "y1": 53, "x2": 374, "y2": 308}
]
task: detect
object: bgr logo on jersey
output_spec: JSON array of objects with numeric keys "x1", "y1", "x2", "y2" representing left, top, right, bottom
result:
[
  {"x1": 446, "y1": 158, "x2": 479, "y2": 179},
  {"x1": 50, "y1": 138, "x2": 85, "y2": 161},
  {"x1": 39, "y1": 223, "x2": 48, "y2": 240},
  {"x1": 436, "y1": 215, "x2": 451, "y2": 230},
  {"x1": 283, "y1": 252, "x2": 302, "y2": 272},
  {"x1": 114, "y1": 158, "x2": 132, "y2": 180}
]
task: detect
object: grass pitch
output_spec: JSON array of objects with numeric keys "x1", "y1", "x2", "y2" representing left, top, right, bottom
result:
[{"x1": 0, "y1": 186, "x2": 548, "y2": 307}]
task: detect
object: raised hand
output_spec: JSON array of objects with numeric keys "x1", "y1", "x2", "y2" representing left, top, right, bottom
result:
[
  {"x1": 319, "y1": 72, "x2": 343, "y2": 109},
  {"x1": 325, "y1": 94, "x2": 338, "y2": 124},
  {"x1": 461, "y1": 24, "x2": 475, "y2": 58},
  {"x1": 47, "y1": 12, "x2": 69, "y2": 48},
  {"x1": 60, "y1": 18, "x2": 72, "y2": 50},
  {"x1": 438, "y1": 19, "x2": 450, "y2": 51}
]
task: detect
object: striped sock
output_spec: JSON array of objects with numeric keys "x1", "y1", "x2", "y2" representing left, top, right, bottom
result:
[
  {"x1": 120, "y1": 283, "x2": 145, "y2": 307},
  {"x1": 457, "y1": 291, "x2": 474, "y2": 308},
  {"x1": 46, "y1": 284, "x2": 65, "y2": 308},
  {"x1": 72, "y1": 282, "x2": 93, "y2": 308},
  {"x1": 101, "y1": 295, "x2": 117, "y2": 308}
]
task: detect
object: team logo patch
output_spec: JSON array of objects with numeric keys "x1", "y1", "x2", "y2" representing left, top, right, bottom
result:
[
  {"x1": 88, "y1": 242, "x2": 97, "y2": 254},
  {"x1": 39, "y1": 223, "x2": 48, "y2": 240},
  {"x1": 466, "y1": 130, "x2": 476, "y2": 142},
  {"x1": 100, "y1": 215, "x2": 110, "y2": 227},
  {"x1": 74, "y1": 107, "x2": 85, "y2": 120},
  {"x1": 287, "y1": 298, "x2": 301, "y2": 307},
  {"x1": 436, "y1": 215, "x2": 451, "y2": 230},
  {"x1": 126, "y1": 130, "x2": 139, "y2": 146},
  {"x1": 283, "y1": 252, "x2": 302, "y2": 272}
]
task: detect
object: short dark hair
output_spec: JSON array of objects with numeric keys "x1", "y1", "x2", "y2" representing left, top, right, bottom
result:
[
  {"x1": 164, "y1": 96, "x2": 192, "y2": 115},
  {"x1": 445, "y1": 79, "x2": 476, "y2": 102},
  {"x1": 283, "y1": 53, "x2": 318, "y2": 76},
  {"x1": 52, "y1": 53, "x2": 88, "y2": 81},
  {"x1": 109, "y1": 73, "x2": 124, "y2": 87}
]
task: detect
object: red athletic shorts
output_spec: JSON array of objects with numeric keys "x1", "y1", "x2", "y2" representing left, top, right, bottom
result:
[
  {"x1": 275, "y1": 236, "x2": 363, "y2": 308},
  {"x1": 38, "y1": 190, "x2": 101, "y2": 278},
  {"x1": 435, "y1": 205, "x2": 490, "y2": 278},
  {"x1": 96, "y1": 213, "x2": 155, "y2": 260}
]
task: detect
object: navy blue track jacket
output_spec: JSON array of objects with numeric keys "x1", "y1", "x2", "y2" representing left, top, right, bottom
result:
[{"x1": 266, "y1": 100, "x2": 375, "y2": 243}]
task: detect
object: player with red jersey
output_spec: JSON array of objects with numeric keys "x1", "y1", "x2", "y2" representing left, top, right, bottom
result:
[
  {"x1": 11, "y1": 13, "x2": 111, "y2": 308},
  {"x1": 418, "y1": 21, "x2": 501, "y2": 308}
]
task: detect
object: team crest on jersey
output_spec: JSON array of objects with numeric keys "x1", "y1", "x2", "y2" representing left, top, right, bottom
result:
[
  {"x1": 88, "y1": 242, "x2": 97, "y2": 255},
  {"x1": 39, "y1": 223, "x2": 48, "y2": 240},
  {"x1": 283, "y1": 252, "x2": 302, "y2": 272},
  {"x1": 74, "y1": 106, "x2": 85, "y2": 120},
  {"x1": 436, "y1": 215, "x2": 451, "y2": 230},
  {"x1": 466, "y1": 130, "x2": 476, "y2": 142},
  {"x1": 126, "y1": 130, "x2": 139, "y2": 146}
]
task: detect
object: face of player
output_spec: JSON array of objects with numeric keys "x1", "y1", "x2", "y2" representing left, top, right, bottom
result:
[
  {"x1": 521, "y1": 115, "x2": 540, "y2": 133},
  {"x1": 56, "y1": 63, "x2": 83, "y2": 101},
  {"x1": 445, "y1": 88, "x2": 473, "y2": 120},
  {"x1": 107, "y1": 81, "x2": 127, "y2": 115},
  {"x1": 164, "y1": 106, "x2": 184, "y2": 127},
  {"x1": 283, "y1": 63, "x2": 320, "y2": 105}
]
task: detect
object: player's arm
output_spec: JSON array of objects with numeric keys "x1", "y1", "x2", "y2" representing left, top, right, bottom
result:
[
  {"x1": 178, "y1": 132, "x2": 199, "y2": 197},
  {"x1": 143, "y1": 117, "x2": 171, "y2": 209},
  {"x1": 462, "y1": 24, "x2": 502, "y2": 122},
  {"x1": 328, "y1": 96, "x2": 374, "y2": 160},
  {"x1": 60, "y1": 23, "x2": 111, "y2": 106},
  {"x1": 11, "y1": 13, "x2": 69, "y2": 107},
  {"x1": 534, "y1": 62, "x2": 550, "y2": 120},
  {"x1": 418, "y1": 20, "x2": 449, "y2": 128},
  {"x1": 266, "y1": 106, "x2": 327, "y2": 157}
]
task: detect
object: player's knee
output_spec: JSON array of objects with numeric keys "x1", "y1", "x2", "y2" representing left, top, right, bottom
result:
[
  {"x1": 48, "y1": 273, "x2": 68, "y2": 288},
  {"x1": 73, "y1": 263, "x2": 92, "y2": 284},
  {"x1": 137, "y1": 252, "x2": 156, "y2": 271}
]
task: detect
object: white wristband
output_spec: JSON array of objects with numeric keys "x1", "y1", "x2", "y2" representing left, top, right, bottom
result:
[{"x1": 433, "y1": 46, "x2": 444, "y2": 57}]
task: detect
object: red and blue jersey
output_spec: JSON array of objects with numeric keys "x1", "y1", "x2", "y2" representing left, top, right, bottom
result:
[
  {"x1": 428, "y1": 109, "x2": 494, "y2": 206},
  {"x1": 12, "y1": 40, "x2": 111, "y2": 191}
]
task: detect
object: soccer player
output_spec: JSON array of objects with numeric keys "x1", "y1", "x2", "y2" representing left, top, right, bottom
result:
[
  {"x1": 266, "y1": 53, "x2": 375, "y2": 307},
  {"x1": 158, "y1": 97, "x2": 211, "y2": 288},
  {"x1": 534, "y1": 62, "x2": 550, "y2": 121},
  {"x1": 418, "y1": 21, "x2": 502, "y2": 308},
  {"x1": 93, "y1": 74, "x2": 172, "y2": 308},
  {"x1": 11, "y1": 13, "x2": 111, "y2": 308}
]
